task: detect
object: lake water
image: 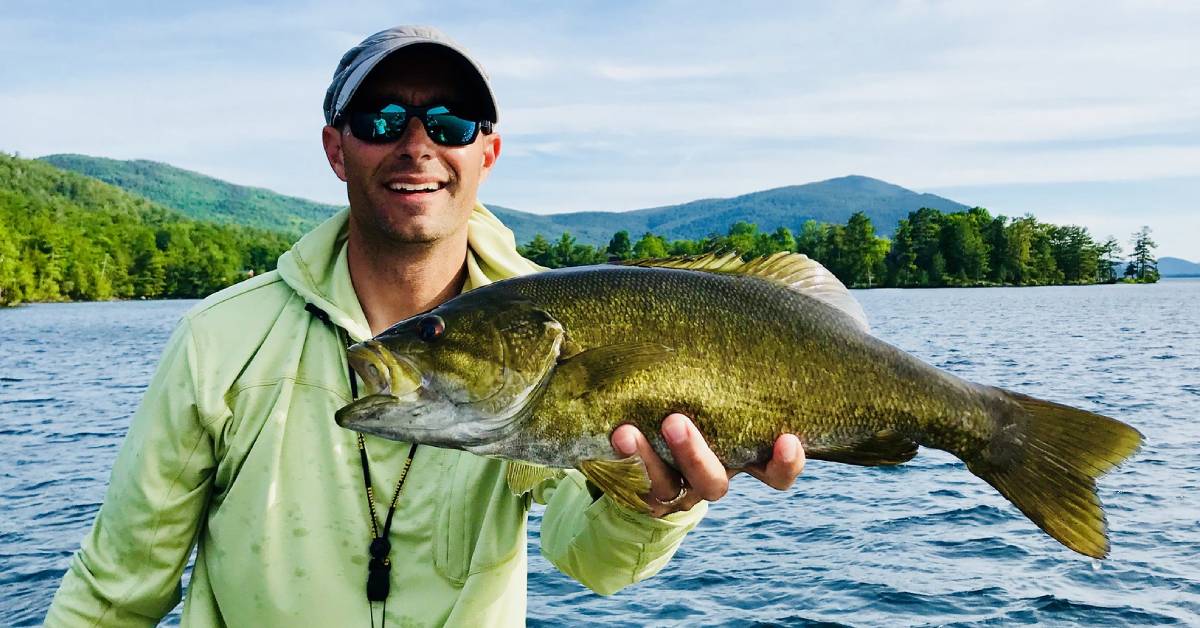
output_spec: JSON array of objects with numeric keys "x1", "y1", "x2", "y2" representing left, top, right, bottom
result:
[{"x1": 2, "y1": 281, "x2": 1198, "y2": 626}]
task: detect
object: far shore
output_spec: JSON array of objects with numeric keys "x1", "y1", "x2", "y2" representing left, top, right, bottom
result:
[{"x1": 7, "y1": 277, "x2": 1197, "y2": 309}]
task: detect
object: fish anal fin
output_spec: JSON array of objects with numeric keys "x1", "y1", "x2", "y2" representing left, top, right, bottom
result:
[
  {"x1": 577, "y1": 456, "x2": 652, "y2": 514},
  {"x1": 806, "y1": 428, "x2": 919, "y2": 466},
  {"x1": 554, "y1": 343, "x2": 672, "y2": 397},
  {"x1": 505, "y1": 461, "x2": 564, "y2": 496}
]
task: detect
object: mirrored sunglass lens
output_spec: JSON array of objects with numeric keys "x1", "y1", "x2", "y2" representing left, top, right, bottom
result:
[
  {"x1": 349, "y1": 112, "x2": 407, "y2": 142},
  {"x1": 425, "y1": 114, "x2": 478, "y2": 145}
]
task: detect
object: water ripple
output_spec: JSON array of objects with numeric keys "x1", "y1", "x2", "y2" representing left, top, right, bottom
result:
[{"x1": 6, "y1": 283, "x2": 1200, "y2": 625}]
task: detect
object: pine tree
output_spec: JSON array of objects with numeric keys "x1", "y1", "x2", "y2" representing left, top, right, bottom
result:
[{"x1": 1130, "y1": 226, "x2": 1159, "y2": 282}]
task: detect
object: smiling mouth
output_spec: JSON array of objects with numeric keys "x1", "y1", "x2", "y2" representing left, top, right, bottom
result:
[{"x1": 386, "y1": 181, "x2": 448, "y2": 194}]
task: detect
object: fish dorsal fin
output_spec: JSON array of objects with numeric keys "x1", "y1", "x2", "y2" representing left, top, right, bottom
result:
[
  {"x1": 505, "y1": 461, "x2": 564, "y2": 495},
  {"x1": 621, "y1": 252, "x2": 870, "y2": 332}
]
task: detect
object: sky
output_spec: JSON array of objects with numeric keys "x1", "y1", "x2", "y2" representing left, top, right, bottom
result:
[{"x1": 2, "y1": 1, "x2": 1198, "y2": 260}]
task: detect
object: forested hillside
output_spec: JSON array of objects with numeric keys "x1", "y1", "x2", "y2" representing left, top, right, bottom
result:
[
  {"x1": 517, "y1": 207, "x2": 1130, "y2": 288},
  {"x1": 0, "y1": 153, "x2": 292, "y2": 305},
  {"x1": 40, "y1": 154, "x2": 340, "y2": 236},
  {"x1": 492, "y1": 175, "x2": 969, "y2": 245}
]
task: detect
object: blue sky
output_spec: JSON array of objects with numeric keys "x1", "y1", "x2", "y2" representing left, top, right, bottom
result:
[{"x1": 2, "y1": 1, "x2": 1198, "y2": 260}]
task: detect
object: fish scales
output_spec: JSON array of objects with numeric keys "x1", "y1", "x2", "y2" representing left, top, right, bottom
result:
[
  {"x1": 492, "y1": 266, "x2": 971, "y2": 469},
  {"x1": 336, "y1": 253, "x2": 1143, "y2": 558}
]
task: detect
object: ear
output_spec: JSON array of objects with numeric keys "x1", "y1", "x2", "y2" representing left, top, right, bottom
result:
[
  {"x1": 321, "y1": 125, "x2": 349, "y2": 182},
  {"x1": 478, "y1": 132, "x2": 501, "y2": 183}
]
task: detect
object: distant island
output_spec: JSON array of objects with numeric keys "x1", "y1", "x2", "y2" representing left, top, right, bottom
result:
[
  {"x1": 0, "y1": 152, "x2": 1169, "y2": 306},
  {"x1": 515, "y1": 211, "x2": 1162, "y2": 289}
]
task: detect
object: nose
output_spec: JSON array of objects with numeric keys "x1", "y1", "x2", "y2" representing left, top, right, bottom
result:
[{"x1": 392, "y1": 116, "x2": 436, "y2": 160}]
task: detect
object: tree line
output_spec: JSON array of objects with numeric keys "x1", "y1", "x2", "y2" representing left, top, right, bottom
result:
[
  {"x1": 0, "y1": 154, "x2": 291, "y2": 306},
  {"x1": 1, "y1": 150, "x2": 1159, "y2": 307},
  {"x1": 518, "y1": 207, "x2": 1158, "y2": 288}
]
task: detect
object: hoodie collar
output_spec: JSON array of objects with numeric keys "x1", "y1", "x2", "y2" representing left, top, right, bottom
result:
[{"x1": 277, "y1": 203, "x2": 543, "y2": 343}]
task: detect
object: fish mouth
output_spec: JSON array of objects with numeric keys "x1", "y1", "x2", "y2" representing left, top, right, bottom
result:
[{"x1": 347, "y1": 341, "x2": 423, "y2": 398}]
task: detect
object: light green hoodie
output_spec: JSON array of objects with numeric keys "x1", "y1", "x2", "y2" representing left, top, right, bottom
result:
[{"x1": 46, "y1": 206, "x2": 705, "y2": 627}]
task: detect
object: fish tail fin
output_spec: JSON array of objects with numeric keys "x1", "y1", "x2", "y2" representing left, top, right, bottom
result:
[{"x1": 965, "y1": 390, "x2": 1143, "y2": 558}]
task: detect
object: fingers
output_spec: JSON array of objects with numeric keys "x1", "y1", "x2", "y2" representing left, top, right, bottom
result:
[
  {"x1": 611, "y1": 423, "x2": 690, "y2": 517},
  {"x1": 659, "y1": 413, "x2": 729, "y2": 502},
  {"x1": 610, "y1": 418, "x2": 805, "y2": 517},
  {"x1": 741, "y1": 433, "x2": 805, "y2": 490}
]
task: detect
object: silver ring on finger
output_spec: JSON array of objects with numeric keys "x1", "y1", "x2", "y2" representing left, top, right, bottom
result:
[{"x1": 657, "y1": 484, "x2": 689, "y2": 507}]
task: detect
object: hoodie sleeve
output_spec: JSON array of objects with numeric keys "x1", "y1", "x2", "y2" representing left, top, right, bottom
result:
[
  {"x1": 45, "y1": 320, "x2": 214, "y2": 627},
  {"x1": 533, "y1": 469, "x2": 706, "y2": 596}
]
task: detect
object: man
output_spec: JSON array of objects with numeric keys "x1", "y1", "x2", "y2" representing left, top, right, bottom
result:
[{"x1": 46, "y1": 26, "x2": 804, "y2": 626}]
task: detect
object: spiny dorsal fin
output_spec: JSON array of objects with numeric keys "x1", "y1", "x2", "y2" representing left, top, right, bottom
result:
[
  {"x1": 621, "y1": 251, "x2": 869, "y2": 331},
  {"x1": 505, "y1": 461, "x2": 564, "y2": 495}
]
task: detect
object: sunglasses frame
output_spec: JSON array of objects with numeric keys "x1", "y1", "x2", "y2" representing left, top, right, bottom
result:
[{"x1": 343, "y1": 103, "x2": 493, "y2": 147}]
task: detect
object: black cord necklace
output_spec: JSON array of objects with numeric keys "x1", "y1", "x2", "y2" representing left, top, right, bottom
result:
[
  {"x1": 357, "y1": 432, "x2": 417, "y2": 627},
  {"x1": 332, "y1": 315, "x2": 417, "y2": 628}
]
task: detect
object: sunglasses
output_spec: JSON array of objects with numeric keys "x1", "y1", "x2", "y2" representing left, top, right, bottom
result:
[{"x1": 346, "y1": 103, "x2": 493, "y2": 147}]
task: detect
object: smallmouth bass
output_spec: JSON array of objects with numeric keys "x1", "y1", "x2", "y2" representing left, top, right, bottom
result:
[{"x1": 335, "y1": 252, "x2": 1142, "y2": 558}]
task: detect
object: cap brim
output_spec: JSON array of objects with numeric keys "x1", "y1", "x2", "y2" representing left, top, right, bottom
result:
[{"x1": 332, "y1": 40, "x2": 498, "y2": 125}]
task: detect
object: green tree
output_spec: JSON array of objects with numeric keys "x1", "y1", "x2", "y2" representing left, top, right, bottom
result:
[
  {"x1": 518, "y1": 233, "x2": 554, "y2": 267},
  {"x1": 1004, "y1": 216, "x2": 1036, "y2": 285},
  {"x1": 552, "y1": 232, "x2": 577, "y2": 268},
  {"x1": 632, "y1": 232, "x2": 669, "y2": 259},
  {"x1": 1129, "y1": 226, "x2": 1159, "y2": 282},
  {"x1": 841, "y1": 212, "x2": 886, "y2": 286},
  {"x1": 0, "y1": 220, "x2": 22, "y2": 305},
  {"x1": 668, "y1": 239, "x2": 700, "y2": 255},
  {"x1": 940, "y1": 212, "x2": 989, "y2": 284},
  {"x1": 1048, "y1": 224, "x2": 1097, "y2": 284},
  {"x1": 606, "y1": 230, "x2": 632, "y2": 260},
  {"x1": 1095, "y1": 236, "x2": 1122, "y2": 283},
  {"x1": 983, "y1": 215, "x2": 1010, "y2": 283},
  {"x1": 795, "y1": 220, "x2": 828, "y2": 262}
]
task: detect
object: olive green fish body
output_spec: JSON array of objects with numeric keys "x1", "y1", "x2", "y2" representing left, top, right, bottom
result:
[
  {"x1": 468, "y1": 265, "x2": 991, "y2": 471},
  {"x1": 336, "y1": 253, "x2": 1142, "y2": 558}
]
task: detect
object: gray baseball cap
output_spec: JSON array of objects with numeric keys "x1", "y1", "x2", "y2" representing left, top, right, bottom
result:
[{"x1": 323, "y1": 25, "x2": 498, "y2": 126}]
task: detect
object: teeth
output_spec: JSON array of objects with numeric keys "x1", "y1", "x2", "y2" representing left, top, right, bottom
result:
[{"x1": 388, "y1": 182, "x2": 442, "y2": 192}]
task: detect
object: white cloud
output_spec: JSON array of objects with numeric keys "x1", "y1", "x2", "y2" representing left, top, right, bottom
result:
[{"x1": 2, "y1": 1, "x2": 1198, "y2": 259}]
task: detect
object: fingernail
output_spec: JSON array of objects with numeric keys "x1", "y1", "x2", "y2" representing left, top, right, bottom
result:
[
  {"x1": 613, "y1": 428, "x2": 638, "y2": 456},
  {"x1": 662, "y1": 415, "x2": 689, "y2": 446}
]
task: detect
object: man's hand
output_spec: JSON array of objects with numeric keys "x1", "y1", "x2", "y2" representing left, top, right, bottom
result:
[{"x1": 610, "y1": 413, "x2": 805, "y2": 517}]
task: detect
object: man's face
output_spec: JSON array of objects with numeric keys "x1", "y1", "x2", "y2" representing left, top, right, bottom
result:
[{"x1": 322, "y1": 50, "x2": 500, "y2": 245}]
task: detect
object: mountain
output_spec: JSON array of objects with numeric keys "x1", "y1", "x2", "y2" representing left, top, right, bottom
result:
[
  {"x1": 38, "y1": 155, "x2": 970, "y2": 246},
  {"x1": 1159, "y1": 256, "x2": 1200, "y2": 277},
  {"x1": 493, "y1": 175, "x2": 969, "y2": 245},
  {"x1": 40, "y1": 154, "x2": 341, "y2": 236},
  {"x1": 0, "y1": 153, "x2": 292, "y2": 304}
]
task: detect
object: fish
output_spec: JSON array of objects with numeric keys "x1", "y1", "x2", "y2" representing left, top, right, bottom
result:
[{"x1": 335, "y1": 252, "x2": 1143, "y2": 558}]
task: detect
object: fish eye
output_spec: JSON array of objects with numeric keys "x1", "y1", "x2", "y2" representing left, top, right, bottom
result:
[{"x1": 418, "y1": 315, "x2": 445, "y2": 342}]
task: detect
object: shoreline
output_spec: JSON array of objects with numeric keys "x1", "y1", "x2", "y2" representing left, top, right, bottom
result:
[{"x1": 8, "y1": 278, "x2": 1194, "y2": 308}]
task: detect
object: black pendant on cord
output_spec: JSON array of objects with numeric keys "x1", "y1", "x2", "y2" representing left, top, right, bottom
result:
[{"x1": 366, "y1": 536, "x2": 392, "y2": 601}]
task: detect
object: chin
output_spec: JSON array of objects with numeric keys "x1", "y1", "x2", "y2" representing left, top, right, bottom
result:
[{"x1": 380, "y1": 217, "x2": 461, "y2": 245}]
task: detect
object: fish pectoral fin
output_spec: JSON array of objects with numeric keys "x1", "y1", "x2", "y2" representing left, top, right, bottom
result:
[
  {"x1": 505, "y1": 461, "x2": 564, "y2": 495},
  {"x1": 554, "y1": 343, "x2": 673, "y2": 397},
  {"x1": 806, "y1": 429, "x2": 919, "y2": 466},
  {"x1": 576, "y1": 456, "x2": 652, "y2": 514}
]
